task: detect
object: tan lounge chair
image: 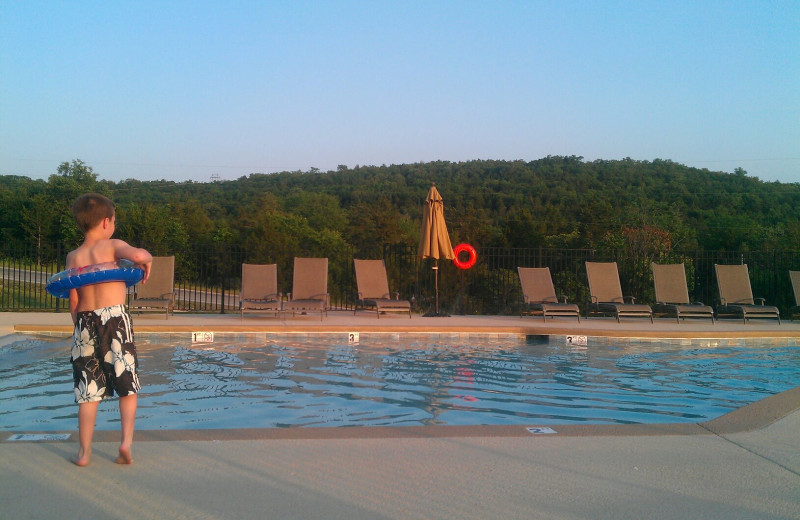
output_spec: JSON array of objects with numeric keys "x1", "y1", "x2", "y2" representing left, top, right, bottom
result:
[
  {"x1": 517, "y1": 267, "x2": 580, "y2": 321},
  {"x1": 239, "y1": 263, "x2": 282, "y2": 319},
  {"x1": 585, "y1": 261, "x2": 653, "y2": 322},
  {"x1": 354, "y1": 259, "x2": 411, "y2": 318},
  {"x1": 791, "y1": 271, "x2": 800, "y2": 321},
  {"x1": 130, "y1": 256, "x2": 175, "y2": 319},
  {"x1": 652, "y1": 263, "x2": 714, "y2": 323},
  {"x1": 715, "y1": 264, "x2": 780, "y2": 323},
  {"x1": 284, "y1": 257, "x2": 329, "y2": 320}
]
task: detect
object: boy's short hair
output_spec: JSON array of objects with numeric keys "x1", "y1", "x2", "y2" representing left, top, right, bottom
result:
[{"x1": 72, "y1": 193, "x2": 115, "y2": 233}]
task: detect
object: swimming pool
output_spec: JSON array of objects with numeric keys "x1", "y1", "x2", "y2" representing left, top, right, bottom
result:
[{"x1": 1, "y1": 334, "x2": 799, "y2": 431}]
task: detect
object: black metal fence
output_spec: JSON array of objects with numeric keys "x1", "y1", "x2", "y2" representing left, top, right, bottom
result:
[{"x1": 2, "y1": 242, "x2": 800, "y2": 316}]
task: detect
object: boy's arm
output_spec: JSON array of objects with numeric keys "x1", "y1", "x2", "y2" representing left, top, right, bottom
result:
[
  {"x1": 69, "y1": 289, "x2": 79, "y2": 324},
  {"x1": 65, "y1": 251, "x2": 79, "y2": 323},
  {"x1": 112, "y1": 240, "x2": 153, "y2": 283}
]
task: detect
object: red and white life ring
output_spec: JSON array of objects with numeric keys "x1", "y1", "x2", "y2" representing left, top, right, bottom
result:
[{"x1": 453, "y1": 243, "x2": 477, "y2": 270}]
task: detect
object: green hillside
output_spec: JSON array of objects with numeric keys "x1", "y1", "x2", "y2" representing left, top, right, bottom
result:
[{"x1": 2, "y1": 157, "x2": 800, "y2": 258}]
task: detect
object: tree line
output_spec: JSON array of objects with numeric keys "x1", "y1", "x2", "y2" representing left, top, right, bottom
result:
[{"x1": 3, "y1": 156, "x2": 800, "y2": 267}]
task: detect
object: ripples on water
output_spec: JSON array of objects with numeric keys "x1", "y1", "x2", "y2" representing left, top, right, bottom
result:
[{"x1": 1, "y1": 335, "x2": 799, "y2": 431}]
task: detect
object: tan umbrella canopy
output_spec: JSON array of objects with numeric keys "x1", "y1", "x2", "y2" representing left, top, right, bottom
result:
[
  {"x1": 419, "y1": 183, "x2": 454, "y2": 316},
  {"x1": 419, "y1": 183, "x2": 455, "y2": 261}
]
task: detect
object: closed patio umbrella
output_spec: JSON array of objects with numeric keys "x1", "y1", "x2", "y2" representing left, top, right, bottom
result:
[{"x1": 418, "y1": 183, "x2": 455, "y2": 316}]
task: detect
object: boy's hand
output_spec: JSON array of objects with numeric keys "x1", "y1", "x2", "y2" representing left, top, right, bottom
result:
[{"x1": 141, "y1": 262, "x2": 152, "y2": 284}]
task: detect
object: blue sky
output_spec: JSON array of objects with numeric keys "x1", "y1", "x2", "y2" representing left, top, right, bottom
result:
[{"x1": 2, "y1": 1, "x2": 799, "y2": 183}]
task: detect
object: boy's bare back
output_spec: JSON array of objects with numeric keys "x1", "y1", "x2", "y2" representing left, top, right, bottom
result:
[
  {"x1": 67, "y1": 202, "x2": 152, "y2": 319},
  {"x1": 67, "y1": 239, "x2": 142, "y2": 313}
]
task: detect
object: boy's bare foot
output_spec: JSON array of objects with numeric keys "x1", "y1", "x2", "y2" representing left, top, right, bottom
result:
[
  {"x1": 71, "y1": 449, "x2": 90, "y2": 467},
  {"x1": 115, "y1": 445, "x2": 133, "y2": 465}
]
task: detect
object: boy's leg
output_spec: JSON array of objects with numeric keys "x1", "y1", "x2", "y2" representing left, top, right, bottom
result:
[
  {"x1": 116, "y1": 394, "x2": 137, "y2": 464},
  {"x1": 71, "y1": 311, "x2": 104, "y2": 467},
  {"x1": 72, "y1": 401, "x2": 98, "y2": 467},
  {"x1": 99, "y1": 305, "x2": 139, "y2": 464}
]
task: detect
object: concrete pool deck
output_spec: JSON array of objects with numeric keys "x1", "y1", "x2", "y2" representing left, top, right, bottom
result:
[{"x1": 1, "y1": 311, "x2": 799, "y2": 519}]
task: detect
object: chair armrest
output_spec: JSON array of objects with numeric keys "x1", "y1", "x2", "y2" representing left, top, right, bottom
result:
[
  {"x1": 249, "y1": 293, "x2": 281, "y2": 301},
  {"x1": 309, "y1": 293, "x2": 330, "y2": 307}
]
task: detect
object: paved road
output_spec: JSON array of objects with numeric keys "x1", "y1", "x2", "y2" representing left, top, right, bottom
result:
[{"x1": 1, "y1": 267, "x2": 52, "y2": 285}]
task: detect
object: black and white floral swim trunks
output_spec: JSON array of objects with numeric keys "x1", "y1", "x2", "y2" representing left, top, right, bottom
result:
[{"x1": 71, "y1": 305, "x2": 140, "y2": 403}]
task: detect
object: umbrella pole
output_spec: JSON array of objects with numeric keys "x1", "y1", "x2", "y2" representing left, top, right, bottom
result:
[
  {"x1": 434, "y1": 261, "x2": 439, "y2": 314},
  {"x1": 423, "y1": 260, "x2": 448, "y2": 317}
]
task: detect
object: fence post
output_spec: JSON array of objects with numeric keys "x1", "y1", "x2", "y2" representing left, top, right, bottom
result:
[
  {"x1": 773, "y1": 250, "x2": 778, "y2": 312},
  {"x1": 693, "y1": 249, "x2": 699, "y2": 304},
  {"x1": 220, "y1": 247, "x2": 229, "y2": 314}
]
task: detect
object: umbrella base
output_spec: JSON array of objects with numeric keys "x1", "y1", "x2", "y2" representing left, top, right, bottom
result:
[{"x1": 423, "y1": 310, "x2": 450, "y2": 317}]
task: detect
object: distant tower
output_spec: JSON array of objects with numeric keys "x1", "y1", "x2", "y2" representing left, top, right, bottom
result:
[{"x1": 211, "y1": 173, "x2": 221, "y2": 183}]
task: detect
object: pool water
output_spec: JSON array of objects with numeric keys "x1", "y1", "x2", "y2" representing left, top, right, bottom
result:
[{"x1": 1, "y1": 334, "x2": 799, "y2": 431}]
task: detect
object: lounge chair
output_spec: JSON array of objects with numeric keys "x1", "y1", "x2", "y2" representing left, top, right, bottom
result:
[
  {"x1": 353, "y1": 259, "x2": 411, "y2": 318},
  {"x1": 517, "y1": 267, "x2": 580, "y2": 321},
  {"x1": 130, "y1": 256, "x2": 175, "y2": 319},
  {"x1": 284, "y1": 257, "x2": 329, "y2": 320},
  {"x1": 651, "y1": 263, "x2": 714, "y2": 323},
  {"x1": 239, "y1": 263, "x2": 282, "y2": 319},
  {"x1": 714, "y1": 264, "x2": 780, "y2": 323},
  {"x1": 791, "y1": 271, "x2": 800, "y2": 321},
  {"x1": 585, "y1": 261, "x2": 653, "y2": 322}
]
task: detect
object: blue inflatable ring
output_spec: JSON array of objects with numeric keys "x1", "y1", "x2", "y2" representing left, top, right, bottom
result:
[{"x1": 46, "y1": 259, "x2": 145, "y2": 299}]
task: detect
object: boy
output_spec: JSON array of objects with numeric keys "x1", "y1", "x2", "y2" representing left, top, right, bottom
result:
[{"x1": 67, "y1": 193, "x2": 152, "y2": 466}]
